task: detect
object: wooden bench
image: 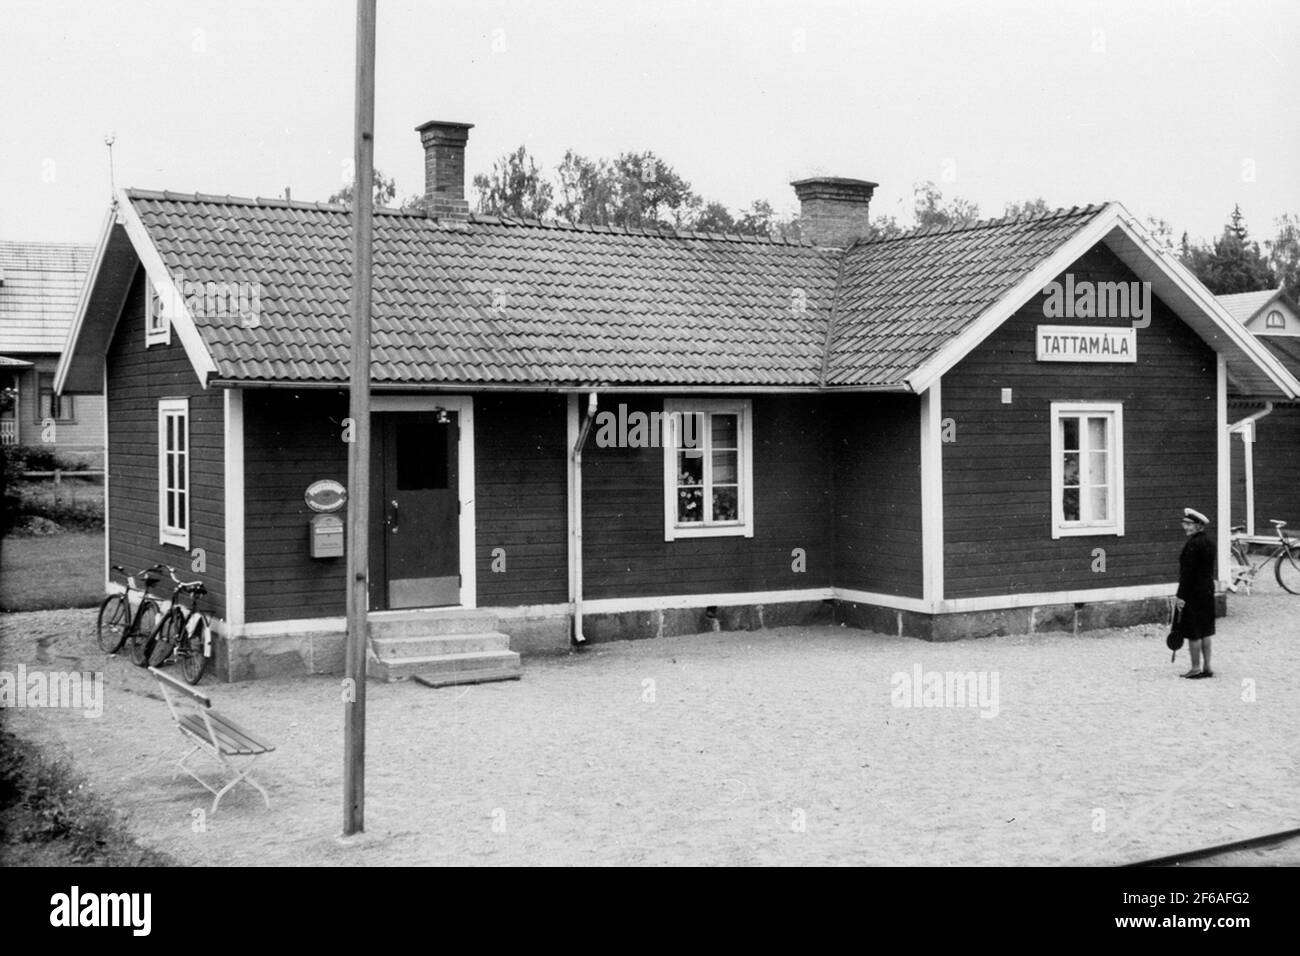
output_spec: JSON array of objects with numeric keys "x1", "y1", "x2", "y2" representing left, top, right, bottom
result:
[{"x1": 149, "y1": 667, "x2": 275, "y2": 815}]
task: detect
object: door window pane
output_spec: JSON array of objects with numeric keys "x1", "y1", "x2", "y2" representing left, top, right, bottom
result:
[{"x1": 395, "y1": 421, "x2": 449, "y2": 490}]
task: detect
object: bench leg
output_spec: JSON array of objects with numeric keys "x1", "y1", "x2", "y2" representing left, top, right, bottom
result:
[{"x1": 209, "y1": 752, "x2": 271, "y2": 815}]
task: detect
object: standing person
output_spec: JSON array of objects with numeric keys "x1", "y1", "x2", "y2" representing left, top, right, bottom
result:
[{"x1": 1176, "y1": 507, "x2": 1217, "y2": 679}]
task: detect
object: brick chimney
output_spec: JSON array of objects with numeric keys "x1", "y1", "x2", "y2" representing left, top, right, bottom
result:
[
  {"x1": 416, "y1": 120, "x2": 474, "y2": 219},
  {"x1": 791, "y1": 177, "x2": 878, "y2": 247}
]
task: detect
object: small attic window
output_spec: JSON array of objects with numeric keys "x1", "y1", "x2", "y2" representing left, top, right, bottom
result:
[
  {"x1": 1265, "y1": 309, "x2": 1285, "y2": 330},
  {"x1": 145, "y1": 279, "x2": 171, "y2": 347}
]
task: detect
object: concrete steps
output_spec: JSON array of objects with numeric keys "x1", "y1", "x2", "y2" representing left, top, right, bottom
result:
[{"x1": 367, "y1": 610, "x2": 521, "y2": 686}]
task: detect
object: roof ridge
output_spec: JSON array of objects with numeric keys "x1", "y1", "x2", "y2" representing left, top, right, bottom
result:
[
  {"x1": 853, "y1": 202, "x2": 1110, "y2": 246},
  {"x1": 123, "y1": 187, "x2": 823, "y2": 247}
]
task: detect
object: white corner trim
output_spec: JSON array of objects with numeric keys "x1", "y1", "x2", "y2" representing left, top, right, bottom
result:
[
  {"x1": 905, "y1": 203, "x2": 1122, "y2": 394},
  {"x1": 223, "y1": 389, "x2": 245, "y2": 628},
  {"x1": 567, "y1": 393, "x2": 579, "y2": 604},
  {"x1": 369, "y1": 394, "x2": 477, "y2": 608},
  {"x1": 1216, "y1": 355, "x2": 1231, "y2": 589},
  {"x1": 102, "y1": 363, "x2": 111, "y2": 592},
  {"x1": 54, "y1": 207, "x2": 116, "y2": 396},
  {"x1": 919, "y1": 382, "x2": 944, "y2": 602},
  {"x1": 115, "y1": 189, "x2": 218, "y2": 387}
]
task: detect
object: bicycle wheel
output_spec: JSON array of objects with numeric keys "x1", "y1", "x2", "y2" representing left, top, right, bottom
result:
[
  {"x1": 96, "y1": 594, "x2": 129, "y2": 653},
  {"x1": 129, "y1": 599, "x2": 162, "y2": 667},
  {"x1": 178, "y1": 615, "x2": 209, "y2": 685},
  {"x1": 1276, "y1": 548, "x2": 1300, "y2": 595},
  {"x1": 148, "y1": 607, "x2": 185, "y2": 667}
]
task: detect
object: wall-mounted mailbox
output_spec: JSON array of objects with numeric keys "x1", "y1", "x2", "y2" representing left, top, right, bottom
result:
[{"x1": 310, "y1": 513, "x2": 344, "y2": 558}]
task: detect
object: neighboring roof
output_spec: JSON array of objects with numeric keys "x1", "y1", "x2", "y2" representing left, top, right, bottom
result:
[
  {"x1": 1216, "y1": 288, "x2": 1285, "y2": 325},
  {"x1": 0, "y1": 354, "x2": 35, "y2": 368},
  {"x1": 1256, "y1": 336, "x2": 1300, "y2": 381},
  {"x1": 56, "y1": 190, "x2": 1300, "y2": 400},
  {"x1": 0, "y1": 241, "x2": 95, "y2": 353}
]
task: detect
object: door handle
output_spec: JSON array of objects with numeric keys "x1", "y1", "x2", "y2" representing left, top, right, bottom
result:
[{"x1": 389, "y1": 498, "x2": 399, "y2": 533}]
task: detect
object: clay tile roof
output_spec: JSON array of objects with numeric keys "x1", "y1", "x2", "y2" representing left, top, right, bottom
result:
[{"x1": 122, "y1": 189, "x2": 1109, "y2": 388}]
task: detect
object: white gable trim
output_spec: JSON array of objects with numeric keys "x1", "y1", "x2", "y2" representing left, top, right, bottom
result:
[
  {"x1": 53, "y1": 208, "x2": 115, "y2": 395},
  {"x1": 114, "y1": 189, "x2": 218, "y2": 387},
  {"x1": 904, "y1": 203, "x2": 1300, "y2": 399}
]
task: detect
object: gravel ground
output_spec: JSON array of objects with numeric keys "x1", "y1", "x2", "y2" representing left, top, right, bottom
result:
[{"x1": 1, "y1": 581, "x2": 1297, "y2": 867}]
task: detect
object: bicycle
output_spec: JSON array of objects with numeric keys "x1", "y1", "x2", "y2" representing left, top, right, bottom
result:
[
  {"x1": 1229, "y1": 519, "x2": 1300, "y2": 595},
  {"x1": 96, "y1": 565, "x2": 165, "y2": 665},
  {"x1": 144, "y1": 566, "x2": 212, "y2": 685}
]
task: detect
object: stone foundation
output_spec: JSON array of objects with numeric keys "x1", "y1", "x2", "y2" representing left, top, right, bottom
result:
[{"x1": 214, "y1": 591, "x2": 1226, "y2": 681}]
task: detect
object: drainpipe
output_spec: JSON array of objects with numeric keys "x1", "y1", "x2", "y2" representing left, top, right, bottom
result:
[
  {"x1": 1228, "y1": 402, "x2": 1274, "y2": 535},
  {"x1": 572, "y1": 392, "x2": 598, "y2": 644}
]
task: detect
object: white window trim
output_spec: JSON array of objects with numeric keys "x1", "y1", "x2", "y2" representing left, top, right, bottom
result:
[
  {"x1": 1050, "y1": 401, "x2": 1125, "y2": 539},
  {"x1": 158, "y1": 398, "x2": 190, "y2": 548},
  {"x1": 145, "y1": 279, "x2": 172, "y2": 347},
  {"x1": 662, "y1": 398, "x2": 754, "y2": 541}
]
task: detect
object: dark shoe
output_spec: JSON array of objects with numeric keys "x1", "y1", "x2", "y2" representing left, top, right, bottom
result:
[
  {"x1": 1191, "y1": 670, "x2": 1214, "y2": 679},
  {"x1": 1180, "y1": 670, "x2": 1202, "y2": 679}
]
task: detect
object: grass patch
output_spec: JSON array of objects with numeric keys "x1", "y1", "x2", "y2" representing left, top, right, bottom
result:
[
  {"x1": 0, "y1": 531, "x2": 103, "y2": 611},
  {"x1": 0, "y1": 728, "x2": 175, "y2": 866}
]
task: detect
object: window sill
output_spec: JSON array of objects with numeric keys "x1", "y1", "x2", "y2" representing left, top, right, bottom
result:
[
  {"x1": 1053, "y1": 525, "x2": 1125, "y2": 538},
  {"x1": 666, "y1": 523, "x2": 753, "y2": 541}
]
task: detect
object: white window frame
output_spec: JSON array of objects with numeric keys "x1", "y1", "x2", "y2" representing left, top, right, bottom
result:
[
  {"x1": 158, "y1": 398, "x2": 190, "y2": 548},
  {"x1": 662, "y1": 398, "x2": 754, "y2": 541},
  {"x1": 145, "y1": 280, "x2": 171, "y2": 347},
  {"x1": 1050, "y1": 401, "x2": 1125, "y2": 539},
  {"x1": 1265, "y1": 309, "x2": 1285, "y2": 330}
]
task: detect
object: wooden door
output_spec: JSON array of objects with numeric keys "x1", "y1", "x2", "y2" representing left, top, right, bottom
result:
[{"x1": 368, "y1": 411, "x2": 460, "y2": 609}]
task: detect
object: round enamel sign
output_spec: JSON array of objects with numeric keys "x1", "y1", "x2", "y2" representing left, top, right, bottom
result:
[{"x1": 305, "y1": 480, "x2": 347, "y2": 513}]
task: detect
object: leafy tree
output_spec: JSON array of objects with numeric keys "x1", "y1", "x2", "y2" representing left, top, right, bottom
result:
[
  {"x1": 1265, "y1": 214, "x2": 1300, "y2": 300},
  {"x1": 913, "y1": 181, "x2": 981, "y2": 229},
  {"x1": 610, "y1": 152, "x2": 701, "y2": 229},
  {"x1": 471, "y1": 146, "x2": 554, "y2": 219},
  {"x1": 1003, "y1": 198, "x2": 1052, "y2": 219},
  {"x1": 692, "y1": 201, "x2": 737, "y2": 233},
  {"x1": 329, "y1": 169, "x2": 398, "y2": 208},
  {"x1": 554, "y1": 150, "x2": 619, "y2": 226},
  {"x1": 1181, "y1": 205, "x2": 1276, "y2": 294}
]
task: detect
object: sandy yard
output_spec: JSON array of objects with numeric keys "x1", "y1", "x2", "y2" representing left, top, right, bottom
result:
[{"x1": 1, "y1": 581, "x2": 1297, "y2": 867}]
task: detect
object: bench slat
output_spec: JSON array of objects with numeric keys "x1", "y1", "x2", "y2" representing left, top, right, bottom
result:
[
  {"x1": 148, "y1": 666, "x2": 211, "y2": 707},
  {"x1": 205, "y1": 710, "x2": 275, "y2": 754},
  {"x1": 177, "y1": 712, "x2": 274, "y2": 756}
]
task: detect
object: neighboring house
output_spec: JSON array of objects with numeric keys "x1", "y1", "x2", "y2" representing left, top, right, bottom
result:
[
  {"x1": 1220, "y1": 287, "x2": 1300, "y2": 538},
  {"x1": 57, "y1": 120, "x2": 1298, "y2": 682},
  {"x1": 0, "y1": 240, "x2": 101, "y2": 460}
]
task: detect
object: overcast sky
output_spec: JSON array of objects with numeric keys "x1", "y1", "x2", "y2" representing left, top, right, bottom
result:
[{"x1": 2, "y1": 0, "x2": 1296, "y2": 245}]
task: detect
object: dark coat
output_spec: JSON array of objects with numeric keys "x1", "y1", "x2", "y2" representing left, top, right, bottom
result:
[{"x1": 1176, "y1": 530, "x2": 1216, "y2": 639}]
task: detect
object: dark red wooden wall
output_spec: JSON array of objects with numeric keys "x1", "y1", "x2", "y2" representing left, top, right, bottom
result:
[
  {"x1": 941, "y1": 244, "x2": 1218, "y2": 598},
  {"x1": 105, "y1": 267, "x2": 226, "y2": 617}
]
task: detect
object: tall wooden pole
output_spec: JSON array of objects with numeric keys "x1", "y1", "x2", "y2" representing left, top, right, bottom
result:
[{"x1": 343, "y1": 0, "x2": 376, "y2": 837}]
